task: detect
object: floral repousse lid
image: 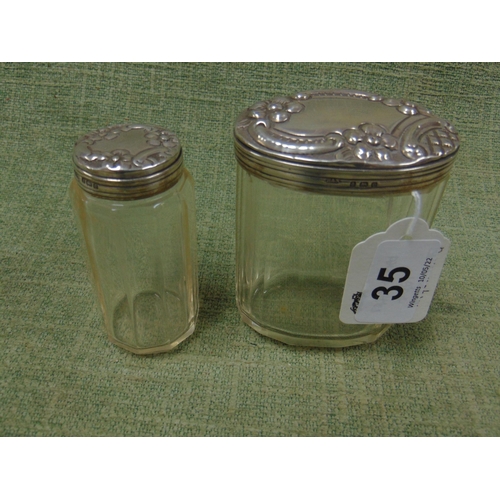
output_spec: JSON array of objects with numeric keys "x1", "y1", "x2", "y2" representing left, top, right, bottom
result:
[
  {"x1": 234, "y1": 90, "x2": 459, "y2": 193},
  {"x1": 73, "y1": 124, "x2": 184, "y2": 199}
]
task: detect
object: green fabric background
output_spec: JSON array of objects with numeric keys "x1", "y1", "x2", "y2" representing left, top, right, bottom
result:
[{"x1": 1, "y1": 62, "x2": 498, "y2": 436}]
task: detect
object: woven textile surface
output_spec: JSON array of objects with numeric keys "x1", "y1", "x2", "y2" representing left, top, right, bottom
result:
[{"x1": 1, "y1": 62, "x2": 499, "y2": 436}]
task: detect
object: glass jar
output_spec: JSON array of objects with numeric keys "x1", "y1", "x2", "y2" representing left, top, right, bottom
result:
[
  {"x1": 70, "y1": 124, "x2": 198, "y2": 354},
  {"x1": 234, "y1": 90, "x2": 459, "y2": 347}
]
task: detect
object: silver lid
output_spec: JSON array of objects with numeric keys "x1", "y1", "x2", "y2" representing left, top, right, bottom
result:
[
  {"x1": 234, "y1": 90, "x2": 459, "y2": 193},
  {"x1": 73, "y1": 123, "x2": 184, "y2": 199}
]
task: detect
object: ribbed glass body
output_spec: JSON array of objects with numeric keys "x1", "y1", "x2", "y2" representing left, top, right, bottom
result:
[
  {"x1": 236, "y1": 166, "x2": 449, "y2": 347},
  {"x1": 70, "y1": 168, "x2": 198, "y2": 354}
]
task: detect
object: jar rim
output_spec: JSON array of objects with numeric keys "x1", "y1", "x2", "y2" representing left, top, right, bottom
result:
[{"x1": 235, "y1": 138, "x2": 455, "y2": 194}]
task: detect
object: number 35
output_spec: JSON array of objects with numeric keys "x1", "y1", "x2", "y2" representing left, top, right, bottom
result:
[{"x1": 371, "y1": 267, "x2": 410, "y2": 301}]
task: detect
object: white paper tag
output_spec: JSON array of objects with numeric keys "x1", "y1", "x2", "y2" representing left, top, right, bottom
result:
[{"x1": 339, "y1": 218, "x2": 450, "y2": 324}]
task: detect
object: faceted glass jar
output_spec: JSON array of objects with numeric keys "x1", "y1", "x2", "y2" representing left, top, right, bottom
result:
[
  {"x1": 71, "y1": 124, "x2": 198, "y2": 354},
  {"x1": 234, "y1": 90, "x2": 459, "y2": 347},
  {"x1": 236, "y1": 168, "x2": 450, "y2": 347}
]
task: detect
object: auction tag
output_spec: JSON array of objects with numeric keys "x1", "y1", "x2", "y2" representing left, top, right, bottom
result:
[{"x1": 339, "y1": 218, "x2": 450, "y2": 324}]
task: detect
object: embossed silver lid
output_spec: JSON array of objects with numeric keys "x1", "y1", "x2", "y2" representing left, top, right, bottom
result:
[
  {"x1": 234, "y1": 90, "x2": 459, "y2": 193},
  {"x1": 73, "y1": 123, "x2": 184, "y2": 199}
]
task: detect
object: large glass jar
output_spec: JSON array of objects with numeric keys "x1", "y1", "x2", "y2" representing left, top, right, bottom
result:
[
  {"x1": 234, "y1": 90, "x2": 459, "y2": 347},
  {"x1": 70, "y1": 124, "x2": 198, "y2": 354}
]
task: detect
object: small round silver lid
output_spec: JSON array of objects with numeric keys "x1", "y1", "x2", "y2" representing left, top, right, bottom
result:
[
  {"x1": 234, "y1": 90, "x2": 459, "y2": 193},
  {"x1": 73, "y1": 124, "x2": 184, "y2": 199}
]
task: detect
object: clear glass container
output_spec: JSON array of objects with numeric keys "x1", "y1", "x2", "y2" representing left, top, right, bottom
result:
[
  {"x1": 234, "y1": 90, "x2": 459, "y2": 347},
  {"x1": 70, "y1": 124, "x2": 198, "y2": 354}
]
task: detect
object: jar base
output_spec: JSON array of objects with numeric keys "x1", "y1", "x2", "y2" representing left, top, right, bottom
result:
[
  {"x1": 108, "y1": 321, "x2": 196, "y2": 355},
  {"x1": 237, "y1": 273, "x2": 390, "y2": 347},
  {"x1": 239, "y1": 309, "x2": 390, "y2": 348}
]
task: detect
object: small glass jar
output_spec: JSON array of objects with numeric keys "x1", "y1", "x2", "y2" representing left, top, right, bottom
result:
[
  {"x1": 70, "y1": 124, "x2": 198, "y2": 354},
  {"x1": 234, "y1": 90, "x2": 459, "y2": 347}
]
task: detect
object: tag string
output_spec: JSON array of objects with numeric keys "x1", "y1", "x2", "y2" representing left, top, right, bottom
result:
[{"x1": 405, "y1": 190, "x2": 422, "y2": 238}]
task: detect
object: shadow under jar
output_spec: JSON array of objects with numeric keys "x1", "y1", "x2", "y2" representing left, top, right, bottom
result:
[
  {"x1": 70, "y1": 124, "x2": 198, "y2": 354},
  {"x1": 234, "y1": 90, "x2": 459, "y2": 348}
]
